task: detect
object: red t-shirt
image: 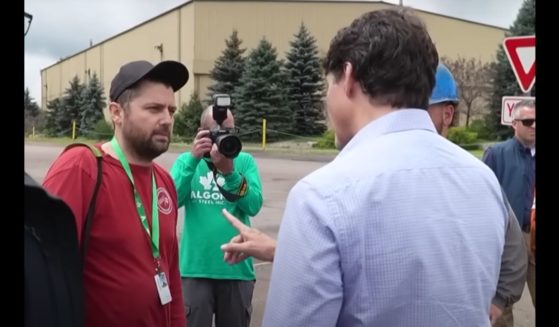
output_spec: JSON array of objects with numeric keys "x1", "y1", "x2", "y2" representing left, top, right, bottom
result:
[{"x1": 43, "y1": 145, "x2": 185, "y2": 327}]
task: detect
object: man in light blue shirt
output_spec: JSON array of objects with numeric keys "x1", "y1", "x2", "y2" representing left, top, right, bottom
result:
[
  {"x1": 221, "y1": 62, "x2": 526, "y2": 326},
  {"x1": 261, "y1": 10, "x2": 507, "y2": 327},
  {"x1": 221, "y1": 9, "x2": 509, "y2": 326}
]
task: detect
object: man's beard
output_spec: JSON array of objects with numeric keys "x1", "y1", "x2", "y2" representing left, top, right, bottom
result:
[{"x1": 122, "y1": 122, "x2": 171, "y2": 161}]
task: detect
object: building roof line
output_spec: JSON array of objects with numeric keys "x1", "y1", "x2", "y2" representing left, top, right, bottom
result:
[
  {"x1": 41, "y1": 0, "x2": 508, "y2": 72},
  {"x1": 41, "y1": 0, "x2": 194, "y2": 71}
]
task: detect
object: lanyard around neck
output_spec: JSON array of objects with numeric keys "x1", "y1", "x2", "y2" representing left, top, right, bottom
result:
[{"x1": 111, "y1": 137, "x2": 160, "y2": 260}]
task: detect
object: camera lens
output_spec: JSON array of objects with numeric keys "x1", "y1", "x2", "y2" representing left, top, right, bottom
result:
[{"x1": 216, "y1": 134, "x2": 242, "y2": 158}]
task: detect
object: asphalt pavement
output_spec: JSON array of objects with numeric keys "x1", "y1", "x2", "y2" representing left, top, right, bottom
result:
[{"x1": 24, "y1": 143, "x2": 535, "y2": 327}]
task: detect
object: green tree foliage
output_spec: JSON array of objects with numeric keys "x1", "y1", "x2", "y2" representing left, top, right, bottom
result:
[
  {"x1": 207, "y1": 30, "x2": 246, "y2": 104},
  {"x1": 486, "y1": 0, "x2": 535, "y2": 140},
  {"x1": 45, "y1": 98, "x2": 64, "y2": 136},
  {"x1": 42, "y1": 74, "x2": 109, "y2": 138},
  {"x1": 174, "y1": 92, "x2": 204, "y2": 142},
  {"x1": 80, "y1": 73, "x2": 106, "y2": 136},
  {"x1": 50, "y1": 76, "x2": 86, "y2": 136},
  {"x1": 233, "y1": 38, "x2": 292, "y2": 141},
  {"x1": 313, "y1": 130, "x2": 336, "y2": 149},
  {"x1": 91, "y1": 119, "x2": 114, "y2": 141},
  {"x1": 285, "y1": 23, "x2": 326, "y2": 136},
  {"x1": 24, "y1": 88, "x2": 42, "y2": 134},
  {"x1": 24, "y1": 88, "x2": 40, "y2": 117}
]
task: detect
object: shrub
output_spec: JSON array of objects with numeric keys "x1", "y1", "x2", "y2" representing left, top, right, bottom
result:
[
  {"x1": 448, "y1": 127, "x2": 477, "y2": 145},
  {"x1": 86, "y1": 119, "x2": 113, "y2": 140},
  {"x1": 174, "y1": 92, "x2": 204, "y2": 142},
  {"x1": 25, "y1": 111, "x2": 47, "y2": 136},
  {"x1": 468, "y1": 119, "x2": 492, "y2": 140},
  {"x1": 313, "y1": 130, "x2": 335, "y2": 149},
  {"x1": 461, "y1": 143, "x2": 482, "y2": 151},
  {"x1": 172, "y1": 133, "x2": 188, "y2": 144},
  {"x1": 447, "y1": 126, "x2": 481, "y2": 151}
]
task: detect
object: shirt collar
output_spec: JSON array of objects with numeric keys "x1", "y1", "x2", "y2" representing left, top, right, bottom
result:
[
  {"x1": 513, "y1": 137, "x2": 535, "y2": 155},
  {"x1": 337, "y1": 109, "x2": 437, "y2": 157}
]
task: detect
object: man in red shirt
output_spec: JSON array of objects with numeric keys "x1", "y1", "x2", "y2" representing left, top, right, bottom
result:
[{"x1": 43, "y1": 60, "x2": 189, "y2": 327}]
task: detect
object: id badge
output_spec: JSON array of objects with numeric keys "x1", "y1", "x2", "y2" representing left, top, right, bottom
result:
[{"x1": 154, "y1": 272, "x2": 172, "y2": 305}]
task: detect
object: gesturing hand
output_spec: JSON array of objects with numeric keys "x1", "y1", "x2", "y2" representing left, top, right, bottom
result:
[{"x1": 220, "y1": 209, "x2": 276, "y2": 264}]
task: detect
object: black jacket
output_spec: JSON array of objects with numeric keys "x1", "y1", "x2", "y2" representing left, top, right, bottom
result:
[{"x1": 24, "y1": 172, "x2": 84, "y2": 327}]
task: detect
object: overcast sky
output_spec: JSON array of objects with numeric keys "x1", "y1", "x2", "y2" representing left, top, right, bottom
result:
[{"x1": 24, "y1": 0, "x2": 526, "y2": 106}]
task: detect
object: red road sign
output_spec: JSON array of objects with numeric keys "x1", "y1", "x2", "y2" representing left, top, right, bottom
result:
[{"x1": 503, "y1": 35, "x2": 535, "y2": 94}]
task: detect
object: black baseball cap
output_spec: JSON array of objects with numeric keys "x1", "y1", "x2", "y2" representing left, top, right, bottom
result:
[{"x1": 109, "y1": 60, "x2": 189, "y2": 102}]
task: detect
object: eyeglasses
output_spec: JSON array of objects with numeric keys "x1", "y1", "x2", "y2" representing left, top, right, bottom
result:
[{"x1": 515, "y1": 119, "x2": 535, "y2": 127}]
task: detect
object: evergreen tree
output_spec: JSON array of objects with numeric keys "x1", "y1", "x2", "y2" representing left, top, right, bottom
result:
[
  {"x1": 24, "y1": 88, "x2": 41, "y2": 135},
  {"x1": 285, "y1": 22, "x2": 326, "y2": 136},
  {"x1": 24, "y1": 88, "x2": 40, "y2": 118},
  {"x1": 80, "y1": 73, "x2": 106, "y2": 136},
  {"x1": 45, "y1": 98, "x2": 63, "y2": 136},
  {"x1": 233, "y1": 38, "x2": 292, "y2": 141},
  {"x1": 486, "y1": 0, "x2": 535, "y2": 140},
  {"x1": 174, "y1": 92, "x2": 204, "y2": 142},
  {"x1": 24, "y1": 88, "x2": 42, "y2": 135},
  {"x1": 207, "y1": 30, "x2": 246, "y2": 104},
  {"x1": 58, "y1": 76, "x2": 86, "y2": 135}
]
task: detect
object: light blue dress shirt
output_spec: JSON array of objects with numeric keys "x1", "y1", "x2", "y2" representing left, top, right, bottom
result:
[{"x1": 263, "y1": 109, "x2": 507, "y2": 327}]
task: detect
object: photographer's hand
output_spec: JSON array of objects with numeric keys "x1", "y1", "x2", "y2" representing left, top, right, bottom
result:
[
  {"x1": 210, "y1": 144, "x2": 234, "y2": 174},
  {"x1": 191, "y1": 130, "x2": 213, "y2": 159}
]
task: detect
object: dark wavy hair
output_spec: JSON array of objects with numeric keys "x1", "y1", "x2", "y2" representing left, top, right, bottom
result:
[{"x1": 323, "y1": 9, "x2": 439, "y2": 109}]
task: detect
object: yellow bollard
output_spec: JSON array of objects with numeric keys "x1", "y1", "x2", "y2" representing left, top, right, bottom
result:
[
  {"x1": 72, "y1": 120, "x2": 76, "y2": 140},
  {"x1": 262, "y1": 118, "x2": 267, "y2": 150}
]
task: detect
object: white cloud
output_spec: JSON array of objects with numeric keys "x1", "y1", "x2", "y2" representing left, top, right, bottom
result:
[
  {"x1": 25, "y1": 52, "x2": 56, "y2": 107},
  {"x1": 392, "y1": 0, "x2": 525, "y2": 28},
  {"x1": 24, "y1": 0, "x2": 186, "y2": 105}
]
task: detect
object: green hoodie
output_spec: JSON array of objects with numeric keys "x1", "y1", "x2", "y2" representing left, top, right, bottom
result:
[{"x1": 171, "y1": 152, "x2": 263, "y2": 280}]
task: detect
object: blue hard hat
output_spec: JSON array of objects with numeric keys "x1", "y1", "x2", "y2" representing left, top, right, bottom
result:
[{"x1": 429, "y1": 63, "x2": 460, "y2": 105}]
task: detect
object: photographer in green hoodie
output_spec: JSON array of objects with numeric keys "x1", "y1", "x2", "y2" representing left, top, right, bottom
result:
[{"x1": 171, "y1": 100, "x2": 263, "y2": 327}]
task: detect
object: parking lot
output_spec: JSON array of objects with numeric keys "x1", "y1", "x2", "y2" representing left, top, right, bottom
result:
[{"x1": 25, "y1": 143, "x2": 535, "y2": 327}]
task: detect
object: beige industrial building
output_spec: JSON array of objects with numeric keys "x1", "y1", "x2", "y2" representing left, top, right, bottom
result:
[{"x1": 40, "y1": 0, "x2": 507, "y2": 122}]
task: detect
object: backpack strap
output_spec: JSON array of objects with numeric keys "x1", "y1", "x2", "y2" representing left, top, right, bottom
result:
[{"x1": 63, "y1": 143, "x2": 103, "y2": 259}]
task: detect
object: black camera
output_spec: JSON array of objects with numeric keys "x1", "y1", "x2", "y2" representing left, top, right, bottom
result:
[{"x1": 208, "y1": 94, "x2": 242, "y2": 159}]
